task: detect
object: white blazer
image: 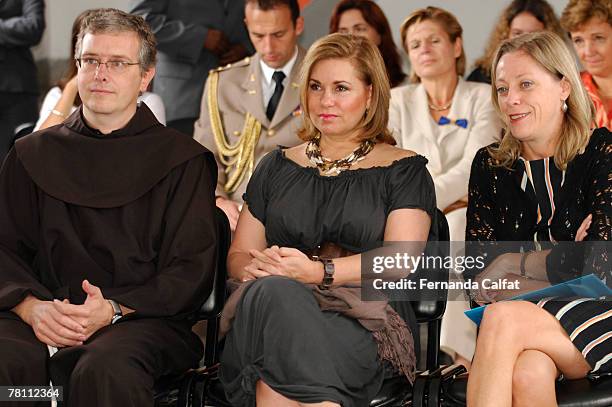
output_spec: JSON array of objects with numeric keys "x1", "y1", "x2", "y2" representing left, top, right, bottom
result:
[{"x1": 389, "y1": 77, "x2": 501, "y2": 210}]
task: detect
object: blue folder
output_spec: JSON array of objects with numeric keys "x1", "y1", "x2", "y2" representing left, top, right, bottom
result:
[{"x1": 464, "y1": 274, "x2": 612, "y2": 326}]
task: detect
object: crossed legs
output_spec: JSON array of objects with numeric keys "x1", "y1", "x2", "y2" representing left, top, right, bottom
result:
[{"x1": 467, "y1": 301, "x2": 591, "y2": 407}]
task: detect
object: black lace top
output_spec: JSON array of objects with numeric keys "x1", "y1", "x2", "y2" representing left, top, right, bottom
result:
[
  {"x1": 243, "y1": 149, "x2": 436, "y2": 254},
  {"x1": 465, "y1": 127, "x2": 611, "y2": 285}
]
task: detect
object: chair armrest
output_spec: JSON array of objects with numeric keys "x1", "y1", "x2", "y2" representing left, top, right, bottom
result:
[
  {"x1": 412, "y1": 370, "x2": 430, "y2": 407},
  {"x1": 556, "y1": 375, "x2": 612, "y2": 407},
  {"x1": 426, "y1": 364, "x2": 467, "y2": 407}
]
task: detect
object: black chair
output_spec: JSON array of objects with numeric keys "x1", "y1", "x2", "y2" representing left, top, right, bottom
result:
[
  {"x1": 437, "y1": 370, "x2": 612, "y2": 407},
  {"x1": 199, "y1": 209, "x2": 452, "y2": 407},
  {"x1": 370, "y1": 208, "x2": 451, "y2": 407},
  {"x1": 12, "y1": 122, "x2": 35, "y2": 146},
  {"x1": 154, "y1": 207, "x2": 231, "y2": 407}
]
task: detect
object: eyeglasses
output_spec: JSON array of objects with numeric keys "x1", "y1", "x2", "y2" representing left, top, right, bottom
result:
[{"x1": 76, "y1": 58, "x2": 140, "y2": 74}]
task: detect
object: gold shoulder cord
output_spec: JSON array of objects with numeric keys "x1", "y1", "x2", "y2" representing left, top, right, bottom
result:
[{"x1": 208, "y1": 71, "x2": 262, "y2": 195}]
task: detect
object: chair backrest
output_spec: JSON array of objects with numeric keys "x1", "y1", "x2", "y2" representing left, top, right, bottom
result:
[
  {"x1": 410, "y1": 209, "x2": 450, "y2": 370},
  {"x1": 154, "y1": 207, "x2": 231, "y2": 403},
  {"x1": 411, "y1": 208, "x2": 450, "y2": 322},
  {"x1": 198, "y1": 207, "x2": 231, "y2": 319},
  {"x1": 195, "y1": 207, "x2": 231, "y2": 367}
]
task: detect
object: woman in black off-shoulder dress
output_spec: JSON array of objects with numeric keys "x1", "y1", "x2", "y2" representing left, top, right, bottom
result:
[{"x1": 218, "y1": 34, "x2": 437, "y2": 407}]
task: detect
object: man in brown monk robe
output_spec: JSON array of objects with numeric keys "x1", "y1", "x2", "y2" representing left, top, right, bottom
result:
[{"x1": 0, "y1": 8, "x2": 217, "y2": 406}]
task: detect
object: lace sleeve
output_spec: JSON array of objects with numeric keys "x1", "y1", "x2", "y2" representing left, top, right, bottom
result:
[
  {"x1": 464, "y1": 147, "x2": 505, "y2": 280},
  {"x1": 547, "y1": 129, "x2": 611, "y2": 285},
  {"x1": 574, "y1": 130, "x2": 610, "y2": 284},
  {"x1": 586, "y1": 130, "x2": 612, "y2": 242},
  {"x1": 465, "y1": 147, "x2": 498, "y2": 242}
]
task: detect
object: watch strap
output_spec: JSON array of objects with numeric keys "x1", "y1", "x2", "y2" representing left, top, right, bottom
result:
[
  {"x1": 520, "y1": 251, "x2": 534, "y2": 279},
  {"x1": 313, "y1": 257, "x2": 335, "y2": 290},
  {"x1": 108, "y1": 299, "x2": 123, "y2": 324}
]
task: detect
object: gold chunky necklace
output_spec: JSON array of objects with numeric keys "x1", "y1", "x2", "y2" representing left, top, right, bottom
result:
[{"x1": 306, "y1": 135, "x2": 375, "y2": 176}]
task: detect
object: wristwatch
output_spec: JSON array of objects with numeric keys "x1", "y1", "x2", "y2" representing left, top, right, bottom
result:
[
  {"x1": 108, "y1": 299, "x2": 123, "y2": 324},
  {"x1": 520, "y1": 251, "x2": 533, "y2": 279},
  {"x1": 313, "y1": 257, "x2": 335, "y2": 290}
]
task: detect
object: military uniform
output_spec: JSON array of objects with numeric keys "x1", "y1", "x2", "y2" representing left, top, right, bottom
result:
[{"x1": 194, "y1": 48, "x2": 306, "y2": 202}]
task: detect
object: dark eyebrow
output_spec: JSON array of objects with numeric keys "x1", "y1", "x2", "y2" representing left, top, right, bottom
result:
[
  {"x1": 251, "y1": 29, "x2": 286, "y2": 37},
  {"x1": 80, "y1": 52, "x2": 132, "y2": 60},
  {"x1": 309, "y1": 79, "x2": 352, "y2": 86}
]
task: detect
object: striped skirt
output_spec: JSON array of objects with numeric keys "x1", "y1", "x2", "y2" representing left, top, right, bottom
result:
[{"x1": 537, "y1": 296, "x2": 611, "y2": 374}]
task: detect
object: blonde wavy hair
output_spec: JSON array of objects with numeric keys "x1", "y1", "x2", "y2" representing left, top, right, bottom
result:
[
  {"x1": 399, "y1": 6, "x2": 466, "y2": 84},
  {"x1": 489, "y1": 31, "x2": 595, "y2": 170},
  {"x1": 297, "y1": 33, "x2": 395, "y2": 144},
  {"x1": 474, "y1": 0, "x2": 564, "y2": 79}
]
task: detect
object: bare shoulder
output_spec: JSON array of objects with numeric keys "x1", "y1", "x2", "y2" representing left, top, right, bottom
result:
[
  {"x1": 371, "y1": 143, "x2": 418, "y2": 166},
  {"x1": 282, "y1": 142, "x2": 310, "y2": 166}
]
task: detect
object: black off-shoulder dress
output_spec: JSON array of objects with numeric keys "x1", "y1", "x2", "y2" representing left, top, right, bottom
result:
[{"x1": 219, "y1": 149, "x2": 437, "y2": 406}]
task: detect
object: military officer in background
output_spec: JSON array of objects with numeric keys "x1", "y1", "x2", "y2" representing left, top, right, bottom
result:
[{"x1": 194, "y1": 0, "x2": 305, "y2": 230}]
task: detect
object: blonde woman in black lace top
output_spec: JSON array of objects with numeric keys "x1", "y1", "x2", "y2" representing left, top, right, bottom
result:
[
  {"x1": 220, "y1": 34, "x2": 435, "y2": 407},
  {"x1": 465, "y1": 32, "x2": 611, "y2": 406}
]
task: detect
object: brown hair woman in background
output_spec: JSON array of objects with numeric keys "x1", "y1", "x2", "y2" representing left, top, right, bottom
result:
[
  {"x1": 561, "y1": 0, "x2": 612, "y2": 129},
  {"x1": 329, "y1": 0, "x2": 406, "y2": 88},
  {"x1": 467, "y1": 0, "x2": 564, "y2": 84}
]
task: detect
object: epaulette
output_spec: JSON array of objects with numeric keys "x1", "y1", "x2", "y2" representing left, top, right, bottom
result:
[{"x1": 209, "y1": 56, "x2": 252, "y2": 74}]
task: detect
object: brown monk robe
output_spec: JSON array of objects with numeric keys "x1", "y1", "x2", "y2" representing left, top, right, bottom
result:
[{"x1": 0, "y1": 104, "x2": 217, "y2": 406}]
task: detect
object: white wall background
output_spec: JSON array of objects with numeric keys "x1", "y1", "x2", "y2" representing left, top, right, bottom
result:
[
  {"x1": 33, "y1": 0, "x2": 127, "y2": 60},
  {"x1": 32, "y1": 0, "x2": 129, "y2": 89}
]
